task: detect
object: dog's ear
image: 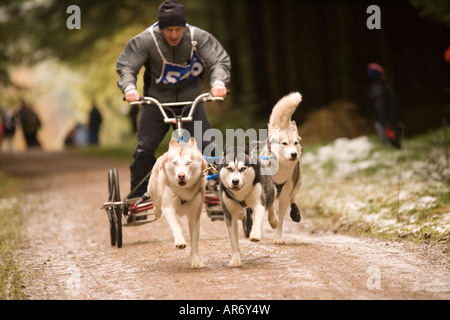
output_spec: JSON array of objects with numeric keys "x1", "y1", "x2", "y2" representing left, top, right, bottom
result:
[
  {"x1": 189, "y1": 137, "x2": 197, "y2": 148},
  {"x1": 223, "y1": 143, "x2": 232, "y2": 155},
  {"x1": 245, "y1": 141, "x2": 250, "y2": 155},
  {"x1": 269, "y1": 129, "x2": 279, "y2": 143},
  {"x1": 159, "y1": 153, "x2": 168, "y2": 171},
  {"x1": 223, "y1": 143, "x2": 235, "y2": 166},
  {"x1": 289, "y1": 120, "x2": 298, "y2": 132},
  {"x1": 169, "y1": 137, "x2": 178, "y2": 148}
]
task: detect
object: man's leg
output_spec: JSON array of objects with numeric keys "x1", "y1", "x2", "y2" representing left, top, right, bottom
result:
[{"x1": 129, "y1": 105, "x2": 169, "y2": 198}]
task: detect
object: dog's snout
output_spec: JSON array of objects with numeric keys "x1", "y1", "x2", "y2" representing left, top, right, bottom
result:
[
  {"x1": 232, "y1": 178, "x2": 239, "y2": 186},
  {"x1": 291, "y1": 152, "x2": 298, "y2": 159},
  {"x1": 178, "y1": 172, "x2": 185, "y2": 180}
]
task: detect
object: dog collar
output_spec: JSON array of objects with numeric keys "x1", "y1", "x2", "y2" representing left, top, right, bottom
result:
[
  {"x1": 238, "y1": 200, "x2": 248, "y2": 208},
  {"x1": 223, "y1": 187, "x2": 248, "y2": 208}
]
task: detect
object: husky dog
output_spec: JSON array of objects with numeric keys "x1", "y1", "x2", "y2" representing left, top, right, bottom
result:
[
  {"x1": 265, "y1": 92, "x2": 303, "y2": 245},
  {"x1": 219, "y1": 145, "x2": 278, "y2": 267},
  {"x1": 148, "y1": 137, "x2": 208, "y2": 268}
]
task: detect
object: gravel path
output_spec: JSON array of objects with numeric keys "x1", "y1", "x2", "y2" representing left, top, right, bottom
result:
[{"x1": 1, "y1": 151, "x2": 448, "y2": 300}]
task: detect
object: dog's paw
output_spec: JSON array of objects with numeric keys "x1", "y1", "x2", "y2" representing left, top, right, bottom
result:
[
  {"x1": 175, "y1": 242, "x2": 186, "y2": 249},
  {"x1": 249, "y1": 234, "x2": 261, "y2": 242},
  {"x1": 268, "y1": 214, "x2": 278, "y2": 229},
  {"x1": 290, "y1": 203, "x2": 301, "y2": 223},
  {"x1": 274, "y1": 238, "x2": 285, "y2": 245},
  {"x1": 191, "y1": 257, "x2": 205, "y2": 269},
  {"x1": 174, "y1": 234, "x2": 186, "y2": 249},
  {"x1": 228, "y1": 255, "x2": 242, "y2": 267}
]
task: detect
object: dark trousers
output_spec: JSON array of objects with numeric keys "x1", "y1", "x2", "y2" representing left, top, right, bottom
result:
[
  {"x1": 23, "y1": 130, "x2": 40, "y2": 148},
  {"x1": 129, "y1": 102, "x2": 213, "y2": 197}
]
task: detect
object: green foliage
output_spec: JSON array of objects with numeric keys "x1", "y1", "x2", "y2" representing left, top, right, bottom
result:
[
  {"x1": 409, "y1": 0, "x2": 450, "y2": 26},
  {"x1": 4, "y1": 1, "x2": 157, "y2": 63}
]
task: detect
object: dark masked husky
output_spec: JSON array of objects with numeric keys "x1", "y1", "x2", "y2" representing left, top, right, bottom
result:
[{"x1": 219, "y1": 145, "x2": 278, "y2": 267}]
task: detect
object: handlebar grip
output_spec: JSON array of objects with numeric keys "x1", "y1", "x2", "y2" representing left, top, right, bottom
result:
[
  {"x1": 123, "y1": 96, "x2": 146, "y2": 103},
  {"x1": 210, "y1": 88, "x2": 231, "y2": 96}
]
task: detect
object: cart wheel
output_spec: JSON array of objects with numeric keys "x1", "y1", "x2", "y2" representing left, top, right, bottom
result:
[
  {"x1": 107, "y1": 170, "x2": 116, "y2": 246},
  {"x1": 242, "y1": 208, "x2": 253, "y2": 238},
  {"x1": 107, "y1": 208, "x2": 116, "y2": 246},
  {"x1": 109, "y1": 169, "x2": 122, "y2": 248}
]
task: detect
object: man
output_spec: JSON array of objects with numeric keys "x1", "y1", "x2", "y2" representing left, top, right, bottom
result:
[
  {"x1": 116, "y1": 0, "x2": 231, "y2": 198},
  {"x1": 88, "y1": 102, "x2": 102, "y2": 145},
  {"x1": 1, "y1": 106, "x2": 16, "y2": 152},
  {"x1": 367, "y1": 63, "x2": 401, "y2": 149},
  {"x1": 16, "y1": 99, "x2": 41, "y2": 149}
]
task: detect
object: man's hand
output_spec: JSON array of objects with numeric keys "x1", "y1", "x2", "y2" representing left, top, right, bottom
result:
[
  {"x1": 125, "y1": 89, "x2": 141, "y2": 102},
  {"x1": 211, "y1": 86, "x2": 227, "y2": 98}
]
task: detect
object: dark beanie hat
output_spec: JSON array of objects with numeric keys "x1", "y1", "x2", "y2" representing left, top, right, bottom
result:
[{"x1": 158, "y1": 0, "x2": 186, "y2": 29}]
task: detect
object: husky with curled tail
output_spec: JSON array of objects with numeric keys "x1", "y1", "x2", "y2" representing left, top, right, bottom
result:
[{"x1": 263, "y1": 92, "x2": 303, "y2": 245}]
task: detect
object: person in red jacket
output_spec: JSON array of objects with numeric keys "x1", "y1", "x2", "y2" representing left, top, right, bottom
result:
[{"x1": 367, "y1": 63, "x2": 402, "y2": 149}]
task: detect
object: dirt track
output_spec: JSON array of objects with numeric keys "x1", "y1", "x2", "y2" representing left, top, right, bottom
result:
[{"x1": 1, "y1": 151, "x2": 449, "y2": 300}]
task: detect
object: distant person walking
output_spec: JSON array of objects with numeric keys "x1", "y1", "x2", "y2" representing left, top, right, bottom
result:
[
  {"x1": 16, "y1": 99, "x2": 41, "y2": 149},
  {"x1": 1, "y1": 106, "x2": 16, "y2": 152},
  {"x1": 88, "y1": 103, "x2": 102, "y2": 145},
  {"x1": 367, "y1": 63, "x2": 401, "y2": 149}
]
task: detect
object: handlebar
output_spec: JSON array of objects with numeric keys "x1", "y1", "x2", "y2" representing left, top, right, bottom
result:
[{"x1": 129, "y1": 93, "x2": 224, "y2": 125}]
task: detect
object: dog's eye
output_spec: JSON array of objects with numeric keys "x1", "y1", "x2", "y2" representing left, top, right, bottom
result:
[
  {"x1": 185, "y1": 160, "x2": 193, "y2": 166},
  {"x1": 227, "y1": 167, "x2": 233, "y2": 172},
  {"x1": 172, "y1": 160, "x2": 178, "y2": 166},
  {"x1": 282, "y1": 142, "x2": 288, "y2": 146},
  {"x1": 239, "y1": 167, "x2": 247, "y2": 172},
  {"x1": 294, "y1": 141, "x2": 299, "y2": 145}
]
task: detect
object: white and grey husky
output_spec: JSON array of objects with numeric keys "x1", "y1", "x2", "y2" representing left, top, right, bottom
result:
[
  {"x1": 219, "y1": 145, "x2": 278, "y2": 267},
  {"x1": 264, "y1": 92, "x2": 303, "y2": 244},
  {"x1": 148, "y1": 137, "x2": 208, "y2": 268}
]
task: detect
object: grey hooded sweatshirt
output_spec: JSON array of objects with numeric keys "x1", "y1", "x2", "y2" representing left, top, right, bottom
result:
[{"x1": 116, "y1": 23, "x2": 231, "y2": 103}]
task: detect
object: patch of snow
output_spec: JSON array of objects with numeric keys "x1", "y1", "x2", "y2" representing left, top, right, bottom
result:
[
  {"x1": 417, "y1": 196, "x2": 438, "y2": 210},
  {"x1": 303, "y1": 136, "x2": 375, "y2": 178},
  {"x1": 400, "y1": 196, "x2": 437, "y2": 213}
]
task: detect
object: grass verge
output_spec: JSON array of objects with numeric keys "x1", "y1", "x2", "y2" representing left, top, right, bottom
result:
[
  {"x1": 299, "y1": 126, "x2": 450, "y2": 246},
  {"x1": 0, "y1": 174, "x2": 27, "y2": 299}
]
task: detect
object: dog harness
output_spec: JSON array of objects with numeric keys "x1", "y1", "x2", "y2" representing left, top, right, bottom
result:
[
  {"x1": 149, "y1": 23, "x2": 205, "y2": 85},
  {"x1": 222, "y1": 188, "x2": 248, "y2": 208},
  {"x1": 177, "y1": 190, "x2": 200, "y2": 206}
]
